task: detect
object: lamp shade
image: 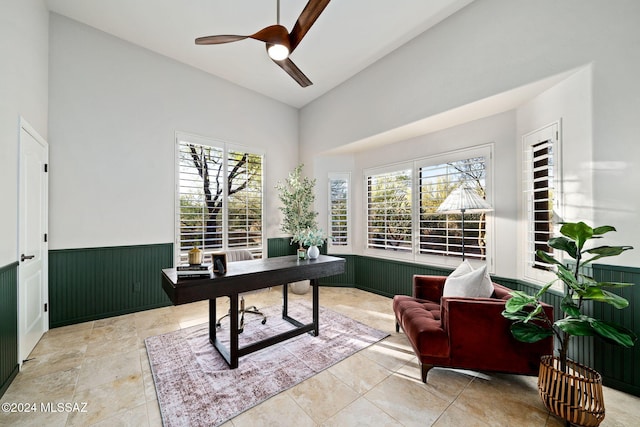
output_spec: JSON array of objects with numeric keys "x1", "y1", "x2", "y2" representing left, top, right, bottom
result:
[{"x1": 436, "y1": 185, "x2": 493, "y2": 213}]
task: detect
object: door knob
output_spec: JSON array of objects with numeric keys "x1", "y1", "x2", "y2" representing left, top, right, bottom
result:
[{"x1": 21, "y1": 254, "x2": 35, "y2": 262}]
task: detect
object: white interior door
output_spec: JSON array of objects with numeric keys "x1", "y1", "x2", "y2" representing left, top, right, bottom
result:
[{"x1": 18, "y1": 119, "x2": 49, "y2": 364}]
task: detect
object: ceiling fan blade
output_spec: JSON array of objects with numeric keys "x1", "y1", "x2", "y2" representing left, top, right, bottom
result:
[
  {"x1": 196, "y1": 25, "x2": 289, "y2": 47},
  {"x1": 272, "y1": 57, "x2": 312, "y2": 87},
  {"x1": 249, "y1": 25, "x2": 290, "y2": 46},
  {"x1": 289, "y1": 0, "x2": 330, "y2": 53},
  {"x1": 195, "y1": 35, "x2": 249, "y2": 45}
]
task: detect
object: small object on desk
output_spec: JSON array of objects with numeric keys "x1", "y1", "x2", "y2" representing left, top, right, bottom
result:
[
  {"x1": 188, "y1": 247, "x2": 203, "y2": 265},
  {"x1": 215, "y1": 258, "x2": 226, "y2": 274},
  {"x1": 212, "y1": 252, "x2": 227, "y2": 274},
  {"x1": 177, "y1": 263, "x2": 212, "y2": 279},
  {"x1": 177, "y1": 263, "x2": 211, "y2": 271}
]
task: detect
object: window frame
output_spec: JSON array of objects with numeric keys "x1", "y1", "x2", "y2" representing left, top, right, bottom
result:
[
  {"x1": 362, "y1": 144, "x2": 494, "y2": 269},
  {"x1": 416, "y1": 144, "x2": 493, "y2": 267},
  {"x1": 327, "y1": 172, "x2": 352, "y2": 253},
  {"x1": 363, "y1": 165, "x2": 414, "y2": 259},
  {"x1": 522, "y1": 122, "x2": 563, "y2": 285},
  {"x1": 174, "y1": 132, "x2": 265, "y2": 264},
  {"x1": 414, "y1": 145, "x2": 493, "y2": 269}
]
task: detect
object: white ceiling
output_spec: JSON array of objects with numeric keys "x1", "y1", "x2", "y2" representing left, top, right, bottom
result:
[{"x1": 46, "y1": 0, "x2": 475, "y2": 108}]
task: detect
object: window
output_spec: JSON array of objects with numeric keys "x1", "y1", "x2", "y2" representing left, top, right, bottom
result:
[
  {"x1": 176, "y1": 134, "x2": 263, "y2": 263},
  {"x1": 366, "y1": 168, "x2": 413, "y2": 252},
  {"x1": 419, "y1": 156, "x2": 489, "y2": 260},
  {"x1": 363, "y1": 145, "x2": 492, "y2": 266},
  {"x1": 530, "y1": 141, "x2": 554, "y2": 269},
  {"x1": 523, "y1": 122, "x2": 561, "y2": 282},
  {"x1": 328, "y1": 173, "x2": 350, "y2": 250}
]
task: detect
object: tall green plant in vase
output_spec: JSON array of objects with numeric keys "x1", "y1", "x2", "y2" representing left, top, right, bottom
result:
[
  {"x1": 502, "y1": 222, "x2": 637, "y2": 426},
  {"x1": 275, "y1": 164, "x2": 319, "y2": 250}
]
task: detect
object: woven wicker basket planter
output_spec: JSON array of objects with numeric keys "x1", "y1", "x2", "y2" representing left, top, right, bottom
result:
[{"x1": 538, "y1": 355, "x2": 605, "y2": 427}]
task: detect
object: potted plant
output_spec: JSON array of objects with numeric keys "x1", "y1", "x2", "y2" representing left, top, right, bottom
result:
[
  {"x1": 275, "y1": 164, "x2": 319, "y2": 249},
  {"x1": 275, "y1": 164, "x2": 319, "y2": 292},
  {"x1": 294, "y1": 228, "x2": 328, "y2": 259},
  {"x1": 502, "y1": 222, "x2": 636, "y2": 427}
]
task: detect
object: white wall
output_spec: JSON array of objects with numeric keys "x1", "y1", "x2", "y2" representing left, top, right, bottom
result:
[
  {"x1": 301, "y1": 0, "x2": 640, "y2": 269},
  {"x1": 0, "y1": 0, "x2": 49, "y2": 266},
  {"x1": 48, "y1": 14, "x2": 299, "y2": 250},
  {"x1": 516, "y1": 66, "x2": 594, "y2": 279}
]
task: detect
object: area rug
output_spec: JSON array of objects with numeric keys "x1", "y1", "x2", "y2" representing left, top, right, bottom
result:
[{"x1": 145, "y1": 301, "x2": 389, "y2": 427}]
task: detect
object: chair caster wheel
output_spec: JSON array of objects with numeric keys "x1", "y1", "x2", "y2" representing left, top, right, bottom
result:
[
  {"x1": 261, "y1": 318, "x2": 267, "y2": 324},
  {"x1": 216, "y1": 322, "x2": 221, "y2": 328}
]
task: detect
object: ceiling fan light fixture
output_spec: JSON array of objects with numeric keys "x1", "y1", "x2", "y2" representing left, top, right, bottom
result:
[
  {"x1": 267, "y1": 43, "x2": 289, "y2": 61},
  {"x1": 195, "y1": 0, "x2": 330, "y2": 86}
]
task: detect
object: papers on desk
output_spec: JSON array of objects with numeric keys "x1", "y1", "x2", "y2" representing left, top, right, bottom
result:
[{"x1": 177, "y1": 263, "x2": 212, "y2": 279}]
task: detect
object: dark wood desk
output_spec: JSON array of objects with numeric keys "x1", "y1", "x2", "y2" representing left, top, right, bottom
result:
[{"x1": 161, "y1": 255, "x2": 345, "y2": 368}]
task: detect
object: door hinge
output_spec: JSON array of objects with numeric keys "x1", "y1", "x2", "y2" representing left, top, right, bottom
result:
[
  {"x1": 44, "y1": 233, "x2": 48, "y2": 242},
  {"x1": 44, "y1": 163, "x2": 48, "y2": 172},
  {"x1": 44, "y1": 303, "x2": 48, "y2": 312}
]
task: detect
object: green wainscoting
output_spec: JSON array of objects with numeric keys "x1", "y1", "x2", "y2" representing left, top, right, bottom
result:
[
  {"x1": 353, "y1": 256, "x2": 452, "y2": 297},
  {"x1": 592, "y1": 264, "x2": 640, "y2": 396},
  {"x1": 266, "y1": 237, "x2": 297, "y2": 257},
  {"x1": 48, "y1": 243, "x2": 174, "y2": 327},
  {"x1": 319, "y1": 255, "x2": 356, "y2": 287},
  {"x1": 0, "y1": 262, "x2": 19, "y2": 398}
]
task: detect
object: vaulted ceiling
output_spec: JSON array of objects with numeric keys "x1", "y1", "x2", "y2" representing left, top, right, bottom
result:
[{"x1": 46, "y1": 0, "x2": 475, "y2": 108}]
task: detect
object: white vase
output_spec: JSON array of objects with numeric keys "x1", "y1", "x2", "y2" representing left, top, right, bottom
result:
[{"x1": 307, "y1": 245, "x2": 320, "y2": 259}]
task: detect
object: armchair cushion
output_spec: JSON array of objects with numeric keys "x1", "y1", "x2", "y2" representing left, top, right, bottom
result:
[{"x1": 443, "y1": 261, "x2": 493, "y2": 298}]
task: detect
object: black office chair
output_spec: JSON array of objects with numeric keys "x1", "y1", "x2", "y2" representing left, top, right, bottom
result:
[{"x1": 215, "y1": 249, "x2": 267, "y2": 333}]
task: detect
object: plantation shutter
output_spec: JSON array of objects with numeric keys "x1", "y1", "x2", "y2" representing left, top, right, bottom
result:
[
  {"x1": 178, "y1": 143, "x2": 224, "y2": 254},
  {"x1": 530, "y1": 140, "x2": 554, "y2": 270},
  {"x1": 329, "y1": 175, "x2": 349, "y2": 247},
  {"x1": 227, "y1": 150, "x2": 263, "y2": 250},
  {"x1": 366, "y1": 169, "x2": 412, "y2": 252},
  {"x1": 418, "y1": 157, "x2": 488, "y2": 260}
]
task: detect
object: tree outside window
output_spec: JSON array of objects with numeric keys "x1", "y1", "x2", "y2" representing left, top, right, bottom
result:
[
  {"x1": 366, "y1": 170, "x2": 412, "y2": 252},
  {"x1": 177, "y1": 139, "x2": 263, "y2": 262},
  {"x1": 419, "y1": 157, "x2": 488, "y2": 260}
]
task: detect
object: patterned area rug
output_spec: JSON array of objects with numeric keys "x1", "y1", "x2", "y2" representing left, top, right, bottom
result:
[{"x1": 145, "y1": 301, "x2": 389, "y2": 427}]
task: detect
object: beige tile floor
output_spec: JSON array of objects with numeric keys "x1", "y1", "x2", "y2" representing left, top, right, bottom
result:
[{"x1": 1, "y1": 286, "x2": 639, "y2": 427}]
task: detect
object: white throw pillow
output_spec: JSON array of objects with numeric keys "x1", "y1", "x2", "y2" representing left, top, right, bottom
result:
[{"x1": 443, "y1": 262, "x2": 493, "y2": 298}]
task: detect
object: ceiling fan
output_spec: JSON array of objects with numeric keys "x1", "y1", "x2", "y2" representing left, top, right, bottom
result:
[{"x1": 195, "y1": 0, "x2": 330, "y2": 87}]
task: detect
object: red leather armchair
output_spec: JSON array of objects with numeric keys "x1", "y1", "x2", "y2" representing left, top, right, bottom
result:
[{"x1": 393, "y1": 275, "x2": 553, "y2": 382}]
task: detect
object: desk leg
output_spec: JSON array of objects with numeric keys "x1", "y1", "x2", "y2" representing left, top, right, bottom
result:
[
  {"x1": 282, "y1": 282, "x2": 289, "y2": 317},
  {"x1": 228, "y1": 293, "x2": 239, "y2": 369},
  {"x1": 311, "y1": 278, "x2": 319, "y2": 336},
  {"x1": 209, "y1": 298, "x2": 216, "y2": 343}
]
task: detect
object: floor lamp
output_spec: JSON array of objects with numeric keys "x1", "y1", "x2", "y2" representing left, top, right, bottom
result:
[{"x1": 436, "y1": 184, "x2": 493, "y2": 260}]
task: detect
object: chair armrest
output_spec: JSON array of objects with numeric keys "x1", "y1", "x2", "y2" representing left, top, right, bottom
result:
[
  {"x1": 413, "y1": 275, "x2": 446, "y2": 302},
  {"x1": 442, "y1": 296, "x2": 509, "y2": 335},
  {"x1": 442, "y1": 296, "x2": 553, "y2": 361}
]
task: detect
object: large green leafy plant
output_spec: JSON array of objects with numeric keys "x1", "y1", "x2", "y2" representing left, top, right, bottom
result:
[
  {"x1": 275, "y1": 164, "x2": 319, "y2": 247},
  {"x1": 502, "y1": 222, "x2": 637, "y2": 371}
]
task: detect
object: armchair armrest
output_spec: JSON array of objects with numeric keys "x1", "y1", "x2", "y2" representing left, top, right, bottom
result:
[
  {"x1": 443, "y1": 296, "x2": 510, "y2": 337},
  {"x1": 412, "y1": 275, "x2": 446, "y2": 303},
  {"x1": 442, "y1": 295, "x2": 553, "y2": 370}
]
